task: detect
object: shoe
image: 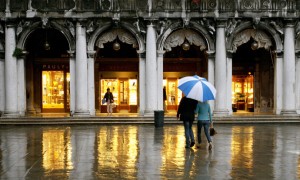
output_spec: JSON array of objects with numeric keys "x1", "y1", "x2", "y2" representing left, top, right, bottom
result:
[
  {"x1": 196, "y1": 143, "x2": 201, "y2": 149},
  {"x1": 208, "y1": 142, "x2": 212, "y2": 150},
  {"x1": 190, "y1": 142, "x2": 195, "y2": 147}
]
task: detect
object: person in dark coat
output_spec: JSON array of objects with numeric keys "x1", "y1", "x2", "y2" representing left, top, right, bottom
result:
[
  {"x1": 104, "y1": 88, "x2": 114, "y2": 116},
  {"x1": 177, "y1": 95, "x2": 198, "y2": 148}
]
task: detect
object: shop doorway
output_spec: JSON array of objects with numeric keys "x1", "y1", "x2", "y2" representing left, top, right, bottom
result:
[
  {"x1": 42, "y1": 71, "x2": 70, "y2": 112},
  {"x1": 99, "y1": 78, "x2": 138, "y2": 113},
  {"x1": 25, "y1": 27, "x2": 70, "y2": 115},
  {"x1": 232, "y1": 38, "x2": 274, "y2": 113}
]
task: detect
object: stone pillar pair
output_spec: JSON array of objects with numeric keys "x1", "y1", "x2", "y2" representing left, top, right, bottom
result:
[
  {"x1": 2, "y1": 22, "x2": 27, "y2": 117},
  {"x1": 72, "y1": 20, "x2": 95, "y2": 117},
  {"x1": 143, "y1": 22, "x2": 165, "y2": 116}
]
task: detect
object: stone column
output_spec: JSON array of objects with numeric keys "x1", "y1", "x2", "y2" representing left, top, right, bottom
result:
[
  {"x1": 87, "y1": 51, "x2": 96, "y2": 116},
  {"x1": 207, "y1": 50, "x2": 215, "y2": 114},
  {"x1": 226, "y1": 51, "x2": 233, "y2": 115},
  {"x1": 26, "y1": 53, "x2": 36, "y2": 115},
  {"x1": 214, "y1": 20, "x2": 229, "y2": 116},
  {"x1": 4, "y1": 22, "x2": 18, "y2": 117},
  {"x1": 0, "y1": 50, "x2": 4, "y2": 115},
  {"x1": 145, "y1": 23, "x2": 157, "y2": 116},
  {"x1": 137, "y1": 51, "x2": 146, "y2": 116},
  {"x1": 157, "y1": 50, "x2": 165, "y2": 111},
  {"x1": 296, "y1": 51, "x2": 300, "y2": 114},
  {"x1": 68, "y1": 51, "x2": 76, "y2": 116},
  {"x1": 74, "y1": 21, "x2": 89, "y2": 117},
  {"x1": 17, "y1": 51, "x2": 28, "y2": 116},
  {"x1": 274, "y1": 51, "x2": 283, "y2": 115},
  {"x1": 282, "y1": 20, "x2": 297, "y2": 115}
]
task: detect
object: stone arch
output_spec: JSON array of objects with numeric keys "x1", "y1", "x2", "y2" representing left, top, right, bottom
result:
[
  {"x1": 17, "y1": 21, "x2": 75, "y2": 51},
  {"x1": 157, "y1": 21, "x2": 215, "y2": 52},
  {"x1": 227, "y1": 21, "x2": 283, "y2": 53},
  {"x1": 88, "y1": 21, "x2": 145, "y2": 52}
]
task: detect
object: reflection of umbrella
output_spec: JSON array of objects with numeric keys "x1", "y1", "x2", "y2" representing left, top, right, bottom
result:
[{"x1": 178, "y1": 75, "x2": 216, "y2": 102}]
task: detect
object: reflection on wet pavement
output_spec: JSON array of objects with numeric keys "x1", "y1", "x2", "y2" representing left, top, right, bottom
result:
[{"x1": 0, "y1": 124, "x2": 299, "y2": 179}]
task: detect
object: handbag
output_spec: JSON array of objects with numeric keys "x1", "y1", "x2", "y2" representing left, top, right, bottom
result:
[
  {"x1": 102, "y1": 98, "x2": 106, "y2": 104},
  {"x1": 209, "y1": 122, "x2": 217, "y2": 136}
]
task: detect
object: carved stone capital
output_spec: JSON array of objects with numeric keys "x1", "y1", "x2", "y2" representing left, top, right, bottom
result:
[
  {"x1": 87, "y1": 50, "x2": 96, "y2": 58},
  {"x1": 274, "y1": 50, "x2": 283, "y2": 58},
  {"x1": 216, "y1": 19, "x2": 227, "y2": 28},
  {"x1": 137, "y1": 50, "x2": 146, "y2": 58},
  {"x1": 67, "y1": 50, "x2": 75, "y2": 58},
  {"x1": 283, "y1": 19, "x2": 296, "y2": 28},
  {"x1": 157, "y1": 50, "x2": 165, "y2": 57}
]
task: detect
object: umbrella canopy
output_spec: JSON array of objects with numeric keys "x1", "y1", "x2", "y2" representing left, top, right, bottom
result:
[{"x1": 178, "y1": 75, "x2": 216, "y2": 102}]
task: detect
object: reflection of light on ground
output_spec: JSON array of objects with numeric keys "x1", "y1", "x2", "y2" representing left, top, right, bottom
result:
[
  {"x1": 162, "y1": 126, "x2": 186, "y2": 177},
  {"x1": 42, "y1": 128, "x2": 72, "y2": 171},
  {"x1": 231, "y1": 126, "x2": 254, "y2": 176},
  {"x1": 287, "y1": 151, "x2": 300, "y2": 155},
  {"x1": 96, "y1": 126, "x2": 138, "y2": 175}
]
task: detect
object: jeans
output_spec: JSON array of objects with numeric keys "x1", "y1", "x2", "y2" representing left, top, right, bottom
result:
[
  {"x1": 183, "y1": 120, "x2": 195, "y2": 146},
  {"x1": 197, "y1": 120, "x2": 212, "y2": 144}
]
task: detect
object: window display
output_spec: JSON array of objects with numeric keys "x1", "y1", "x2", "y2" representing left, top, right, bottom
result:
[
  {"x1": 232, "y1": 74, "x2": 254, "y2": 111},
  {"x1": 42, "y1": 71, "x2": 67, "y2": 109},
  {"x1": 129, "y1": 79, "x2": 137, "y2": 105}
]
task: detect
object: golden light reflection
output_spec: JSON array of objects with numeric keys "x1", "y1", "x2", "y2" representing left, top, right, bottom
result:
[
  {"x1": 231, "y1": 127, "x2": 254, "y2": 176},
  {"x1": 42, "y1": 128, "x2": 72, "y2": 171},
  {"x1": 161, "y1": 127, "x2": 186, "y2": 176},
  {"x1": 97, "y1": 126, "x2": 138, "y2": 174}
]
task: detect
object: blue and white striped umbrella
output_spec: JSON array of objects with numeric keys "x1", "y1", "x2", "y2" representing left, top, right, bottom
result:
[{"x1": 178, "y1": 75, "x2": 216, "y2": 102}]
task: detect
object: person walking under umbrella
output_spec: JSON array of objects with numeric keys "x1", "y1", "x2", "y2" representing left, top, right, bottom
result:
[
  {"x1": 177, "y1": 94, "x2": 198, "y2": 148},
  {"x1": 195, "y1": 101, "x2": 213, "y2": 150}
]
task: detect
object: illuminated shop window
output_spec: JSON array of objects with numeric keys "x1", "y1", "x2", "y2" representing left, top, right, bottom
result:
[{"x1": 42, "y1": 71, "x2": 65, "y2": 109}]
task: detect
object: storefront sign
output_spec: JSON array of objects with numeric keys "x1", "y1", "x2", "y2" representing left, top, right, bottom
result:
[{"x1": 42, "y1": 64, "x2": 69, "y2": 70}]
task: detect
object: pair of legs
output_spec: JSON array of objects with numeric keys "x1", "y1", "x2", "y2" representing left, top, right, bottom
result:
[
  {"x1": 183, "y1": 120, "x2": 195, "y2": 148},
  {"x1": 106, "y1": 101, "x2": 113, "y2": 116},
  {"x1": 197, "y1": 120, "x2": 212, "y2": 149}
]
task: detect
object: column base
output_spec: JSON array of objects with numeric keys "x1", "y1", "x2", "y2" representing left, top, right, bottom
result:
[
  {"x1": 73, "y1": 111, "x2": 90, "y2": 117},
  {"x1": 213, "y1": 109, "x2": 229, "y2": 117},
  {"x1": 144, "y1": 110, "x2": 155, "y2": 117},
  {"x1": 281, "y1": 110, "x2": 298, "y2": 116},
  {"x1": 27, "y1": 109, "x2": 37, "y2": 115},
  {"x1": 2, "y1": 111, "x2": 20, "y2": 118}
]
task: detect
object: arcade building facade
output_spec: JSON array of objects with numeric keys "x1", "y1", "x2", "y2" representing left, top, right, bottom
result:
[{"x1": 0, "y1": 0, "x2": 300, "y2": 117}]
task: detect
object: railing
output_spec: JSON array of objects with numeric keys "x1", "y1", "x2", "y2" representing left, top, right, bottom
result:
[{"x1": 0, "y1": 0, "x2": 298, "y2": 14}]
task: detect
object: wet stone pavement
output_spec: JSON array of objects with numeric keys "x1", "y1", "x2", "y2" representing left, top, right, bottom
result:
[{"x1": 0, "y1": 124, "x2": 300, "y2": 180}]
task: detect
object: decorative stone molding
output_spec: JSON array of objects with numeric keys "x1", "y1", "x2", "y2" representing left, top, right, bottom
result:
[
  {"x1": 163, "y1": 29, "x2": 206, "y2": 52},
  {"x1": 95, "y1": 28, "x2": 138, "y2": 49},
  {"x1": 226, "y1": 19, "x2": 240, "y2": 37},
  {"x1": 232, "y1": 29, "x2": 272, "y2": 51},
  {"x1": 16, "y1": 21, "x2": 31, "y2": 37}
]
